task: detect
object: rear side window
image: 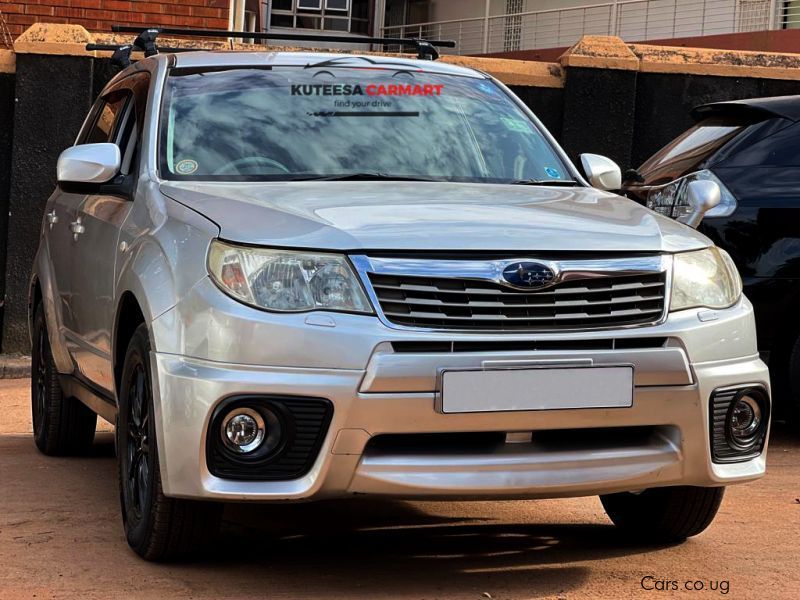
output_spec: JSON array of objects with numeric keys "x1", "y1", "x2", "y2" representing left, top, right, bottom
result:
[
  {"x1": 718, "y1": 119, "x2": 800, "y2": 167},
  {"x1": 637, "y1": 117, "x2": 751, "y2": 185},
  {"x1": 83, "y1": 93, "x2": 129, "y2": 145}
]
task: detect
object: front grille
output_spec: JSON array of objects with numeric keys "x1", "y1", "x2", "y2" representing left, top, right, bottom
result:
[{"x1": 367, "y1": 271, "x2": 667, "y2": 331}]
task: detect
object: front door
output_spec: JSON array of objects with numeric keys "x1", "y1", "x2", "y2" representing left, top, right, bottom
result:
[
  {"x1": 44, "y1": 188, "x2": 84, "y2": 347},
  {"x1": 68, "y1": 85, "x2": 141, "y2": 394},
  {"x1": 49, "y1": 91, "x2": 130, "y2": 385}
]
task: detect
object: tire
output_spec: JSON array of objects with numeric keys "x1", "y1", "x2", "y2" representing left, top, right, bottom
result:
[
  {"x1": 600, "y1": 486, "x2": 725, "y2": 543},
  {"x1": 31, "y1": 303, "x2": 96, "y2": 455},
  {"x1": 117, "y1": 323, "x2": 222, "y2": 561}
]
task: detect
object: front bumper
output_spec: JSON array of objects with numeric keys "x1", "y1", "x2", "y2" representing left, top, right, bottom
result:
[{"x1": 150, "y1": 280, "x2": 769, "y2": 501}]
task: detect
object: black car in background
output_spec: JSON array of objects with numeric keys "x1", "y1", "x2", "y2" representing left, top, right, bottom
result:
[{"x1": 624, "y1": 96, "x2": 800, "y2": 423}]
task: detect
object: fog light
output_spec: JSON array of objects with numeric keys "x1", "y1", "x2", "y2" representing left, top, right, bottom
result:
[
  {"x1": 221, "y1": 408, "x2": 265, "y2": 453},
  {"x1": 725, "y1": 392, "x2": 766, "y2": 449},
  {"x1": 730, "y1": 397, "x2": 761, "y2": 437}
]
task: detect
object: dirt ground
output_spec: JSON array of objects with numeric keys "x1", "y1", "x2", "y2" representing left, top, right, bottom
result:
[{"x1": 1, "y1": 378, "x2": 798, "y2": 599}]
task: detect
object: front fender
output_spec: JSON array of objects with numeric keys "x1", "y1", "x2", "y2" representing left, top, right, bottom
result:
[{"x1": 114, "y1": 184, "x2": 219, "y2": 353}]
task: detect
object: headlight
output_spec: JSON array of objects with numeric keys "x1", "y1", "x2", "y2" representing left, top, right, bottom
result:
[
  {"x1": 208, "y1": 241, "x2": 372, "y2": 313},
  {"x1": 670, "y1": 247, "x2": 742, "y2": 311},
  {"x1": 647, "y1": 170, "x2": 737, "y2": 219}
]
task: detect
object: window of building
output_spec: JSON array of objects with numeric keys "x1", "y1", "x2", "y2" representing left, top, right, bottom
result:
[{"x1": 270, "y1": 0, "x2": 369, "y2": 34}]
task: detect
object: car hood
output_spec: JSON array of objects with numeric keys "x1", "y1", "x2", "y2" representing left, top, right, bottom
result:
[{"x1": 160, "y1": 181, "x2": 710, "y2": 253}]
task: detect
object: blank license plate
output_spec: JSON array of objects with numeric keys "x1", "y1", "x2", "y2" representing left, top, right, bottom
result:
[{"x1": 440, "y1": 366, "x2": 633, "y2": 414}]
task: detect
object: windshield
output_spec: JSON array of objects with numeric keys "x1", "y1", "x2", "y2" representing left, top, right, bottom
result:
[{"x1": 159, "y1": 65, "x2": 572, "y2": 183}]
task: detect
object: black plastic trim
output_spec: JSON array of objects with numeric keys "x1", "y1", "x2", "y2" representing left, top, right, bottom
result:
[
  {"x1": 206, "y1": 394, "x2": 333, "y2": 481},
  {"x1": 710, "y1": 385, "x2": 770, "y2": 464},
  {"x1": 58, "y1": 373, "x2": 117, "y2": 423}
]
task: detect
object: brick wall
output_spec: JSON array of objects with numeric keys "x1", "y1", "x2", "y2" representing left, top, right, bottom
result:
[{"x1": 0, "y1": 1, "x2": 230, "y2": 38}]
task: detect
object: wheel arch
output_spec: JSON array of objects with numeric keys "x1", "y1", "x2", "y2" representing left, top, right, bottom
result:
[
  {"x1": 29, "y1": 246, "x2": 73, "y2": 373},
  {"x1": 28, "y1": 276, "x2": 43, "y2": 340},
  {"x1": 113, "y1": 291, "x2": 146, "y2": 397}
]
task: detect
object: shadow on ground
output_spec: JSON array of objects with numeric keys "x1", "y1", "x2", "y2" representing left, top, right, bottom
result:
[
  {"x1": 200, "y1": 500, "x2": 671, "y2": 598},
  {"x1": 5, "y1": 424, "x2": 797, "y2": 598}
]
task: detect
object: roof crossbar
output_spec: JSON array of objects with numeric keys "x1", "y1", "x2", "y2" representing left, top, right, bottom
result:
[
  {"x1": 111, "y1": 25, "x2": 456, "y2": 60},
  {"x1": 102, "y1": 25, "x2": 456, "y2": 61}
]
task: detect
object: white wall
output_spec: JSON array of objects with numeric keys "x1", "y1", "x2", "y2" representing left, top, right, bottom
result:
[{"x1": 395, "y1": 0, "x2": 754, "y2": 53}]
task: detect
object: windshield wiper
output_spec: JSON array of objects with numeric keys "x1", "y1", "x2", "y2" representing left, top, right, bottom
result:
[
  {"x1": 282, "y1": 174, "x2": 580, "y2": 184},
  {"x1": 287, "y1": 173, "x2": 448, "y2": 182},
  {"x1": 509, "y1": 179, "x2": 579, "y2": 186}
]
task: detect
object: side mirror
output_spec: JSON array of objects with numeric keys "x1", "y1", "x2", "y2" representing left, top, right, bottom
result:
[
  {"x1": 681, "y1": 180, "x2": 721, "y2": 229},
  {"x1": 57, "y1": 143, "x2": 121, "y2": 184},
  {"x1": 580, "y1": 153, "x2": 622, "y2": 191}
]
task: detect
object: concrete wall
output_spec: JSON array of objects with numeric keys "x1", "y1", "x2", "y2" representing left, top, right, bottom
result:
[
  {"x1": 3, "y1": 51, "x2": 98, "y2": 351},
  {"x1": 0, "y1": 51, "x2": 15, "y2": 327},
  {"x1": 632, "y1": 72, "x2": 800, "y2": 167},
  {"x1": 4, "y1": 27, "x2": 800, "y2": 352}
]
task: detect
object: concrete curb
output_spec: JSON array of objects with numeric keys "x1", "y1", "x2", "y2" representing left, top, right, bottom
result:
[{"x1": 0, "y1": 355, "x2": 31, "y2": 379}]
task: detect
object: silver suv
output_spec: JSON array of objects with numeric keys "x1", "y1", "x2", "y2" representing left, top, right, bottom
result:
[{"x1": 31, "y1": 50, "x2": 770, "y2": 561}]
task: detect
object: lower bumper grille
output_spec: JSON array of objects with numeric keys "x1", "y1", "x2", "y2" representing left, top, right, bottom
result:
[
  {"x1": 367, "y1": 270, "x2": 667, "y2": 331},
  {"x1": 365, "y1": 426, "x2": 668, "y2": 455}
]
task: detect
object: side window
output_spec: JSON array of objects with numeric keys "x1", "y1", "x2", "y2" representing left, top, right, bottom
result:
[
  {"x1": 116, "y1": 100, "x2": 139, "y2": 176},
  {"x1": 76, "y1": 72, "x2": 150, "y2": 180},
  {"x1": 83, "y1": 93, "x2": 130, "y2": 145}
]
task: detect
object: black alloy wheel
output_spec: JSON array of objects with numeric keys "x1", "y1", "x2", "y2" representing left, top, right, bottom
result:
[
  {"x1": 30, "y1": 303, "x2": 96, "y2": 455},
  {"x1": 123, "y1": 361, "x2": 152, "y2": 526},
  {"x1": 117, "y1": 323, "x2": 222, "y2": 561}
]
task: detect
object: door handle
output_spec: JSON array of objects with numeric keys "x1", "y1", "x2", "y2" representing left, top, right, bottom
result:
[
  {"x1": 46, "y1": 210, "x2": 58, "y2": 229},
  {"x1": 70, "y1": 218, "x2": 85, "y2": 241}
]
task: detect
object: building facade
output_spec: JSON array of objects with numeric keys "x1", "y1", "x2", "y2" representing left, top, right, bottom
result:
[
  {"x1": 2, "y1": 1, "x2": 798, "y2": 63},
  {"x1": 0, "y1": 1, "x2": 231, "y2": 39},
  {"x1": 381, "y1": 0, "x2": 799, "y2": 55},
  {"x1": 0, "y1": 1, "x2": 388, "y2": 41}
]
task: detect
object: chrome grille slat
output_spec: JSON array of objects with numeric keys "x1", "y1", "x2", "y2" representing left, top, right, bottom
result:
[
  {"x1": 383, "y1": 307, "x2": 664, "y2": 322},
  {"x1": 354, "y1": 255, "x2": 669, "y2": 332},
  {"x1": 371, "y1": 279, "x2": 665, "y2": 297},
  {"x1": 380, "y1": 293, "x2": 664, "y2": 309}
]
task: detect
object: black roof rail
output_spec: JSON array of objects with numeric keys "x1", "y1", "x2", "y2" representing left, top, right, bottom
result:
[{"x1": 86, "y1": 25, "x2": 456, "y2": 65}]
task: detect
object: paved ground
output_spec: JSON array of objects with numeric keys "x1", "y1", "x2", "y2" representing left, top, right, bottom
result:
[{"x1": 1, "y1": 378, "x2": 798, "y2": 599}]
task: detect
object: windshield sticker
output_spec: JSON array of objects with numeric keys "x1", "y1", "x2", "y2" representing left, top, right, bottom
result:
[
  {"x1": 501, "y1": 117, "x2": 533, "y2": 133},
  {"x1": 290, "y1": 75, "x2": 445, "y2": 118},
  {"x1": 291, "y1": 83, "x2": 443, "y2": 97},
  {"x1": 309, "y1": 111, "x2": 419, "y2": 117},
  {"x1": 544, "y1": 166, "x2": 562, "y2": 179},
  {"x1": 175, "y1": 159, "x2": 199, "y2": 175}
]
